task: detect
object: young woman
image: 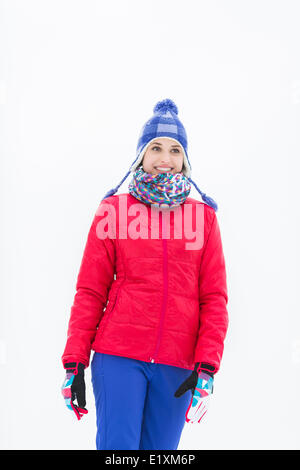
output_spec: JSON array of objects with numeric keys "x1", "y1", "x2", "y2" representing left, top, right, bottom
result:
[{"x1": 61, "y1": 98, "x2": 229, "y2": 450}]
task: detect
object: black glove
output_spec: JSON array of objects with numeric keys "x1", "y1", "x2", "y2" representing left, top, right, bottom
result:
[
  {"x1": 174, "y1": 362, "x2": 215, "y2": 398},
  {"x1": 61, "y1": 362, "x2": 88, "y2": 420}
]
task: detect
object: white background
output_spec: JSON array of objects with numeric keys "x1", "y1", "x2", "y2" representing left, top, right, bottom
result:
[{"x1": 1, "y1": 0, "x2": 300, "y2": 450}]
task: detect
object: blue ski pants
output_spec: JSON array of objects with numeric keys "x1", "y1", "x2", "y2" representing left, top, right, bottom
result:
[{"x1": 91, "y1": 352, "x2": 192, "y2": 450}]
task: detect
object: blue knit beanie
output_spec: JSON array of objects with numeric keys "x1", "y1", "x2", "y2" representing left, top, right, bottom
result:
[{"x1": 102, "y1": 98, "x2": 218, "y2": 211}]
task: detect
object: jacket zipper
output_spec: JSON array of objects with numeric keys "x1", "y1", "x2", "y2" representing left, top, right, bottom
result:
[{"x1": 150, "y1": 211, "x2": 168, "y2": 363}]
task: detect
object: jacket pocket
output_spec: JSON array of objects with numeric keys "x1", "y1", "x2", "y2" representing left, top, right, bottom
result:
[
  {"x1": 104, "y1": 288, "x2": 120, "y2": 319},
  {"x1": 100, "y1": 282, "x2": 123, "y2": 334}
]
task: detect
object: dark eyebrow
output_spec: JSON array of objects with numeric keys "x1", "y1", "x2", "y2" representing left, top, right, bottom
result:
[{"x1": 151, "y1": 141, "x2": 181, "y2": 148}]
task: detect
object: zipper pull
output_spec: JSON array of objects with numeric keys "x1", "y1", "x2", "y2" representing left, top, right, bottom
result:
[{"x1": 150, "y1": 358, "x2": 155, "y2": 363}]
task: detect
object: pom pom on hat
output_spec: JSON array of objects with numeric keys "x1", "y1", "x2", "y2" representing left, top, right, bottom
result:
[{"x1": 153, "y1": 99, "x2": 178, "y2": 115}]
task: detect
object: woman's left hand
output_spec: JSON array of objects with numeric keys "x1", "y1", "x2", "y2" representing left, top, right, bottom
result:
[
  {"x1": 185, "y1": 371, "x2": 213, "y2": 423},
  {"x1": 174, "y1": 363, "x2": 214, "y2": 423}
]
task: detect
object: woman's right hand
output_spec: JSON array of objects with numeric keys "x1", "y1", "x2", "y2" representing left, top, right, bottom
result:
[{"x1": 61, "y1": 362, "x2": 88, "y2": 420}]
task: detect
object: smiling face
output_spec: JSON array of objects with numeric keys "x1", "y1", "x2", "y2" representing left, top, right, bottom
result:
[{"x1": 141, "y1": 137, "x2": 184, "y2": 176}]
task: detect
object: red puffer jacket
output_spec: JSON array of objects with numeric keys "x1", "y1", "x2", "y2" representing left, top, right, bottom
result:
[{"x1": 62, "y1": 193, "x2": 228, "y2": 372}]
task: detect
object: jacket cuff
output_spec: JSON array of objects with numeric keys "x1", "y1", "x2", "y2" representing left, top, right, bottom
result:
[
  {"x1": 62, "y1": 356, "x2": 88, "y2": 369},
  {"x1": 196, "y1": 362, "x2": 216, "y2": 377},
  {"x1": 64, "y1": 362, "x2": 85, "y2": 374}
]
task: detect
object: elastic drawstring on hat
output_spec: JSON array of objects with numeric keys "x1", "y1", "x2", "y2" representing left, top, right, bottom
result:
[
  {"x1": 102, "y1": 169, "x2": 132, "y2": 200},
  {"x1": 188, "y1": 178, "x2": 218, "y2": 212},
  {"x1": 102, "y1": 171, "x2": 218, "y2": 212}
]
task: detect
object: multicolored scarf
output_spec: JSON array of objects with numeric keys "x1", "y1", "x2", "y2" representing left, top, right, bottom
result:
[{"x1": 128, "y1": 167, "x2": 191, "y2": 207}]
